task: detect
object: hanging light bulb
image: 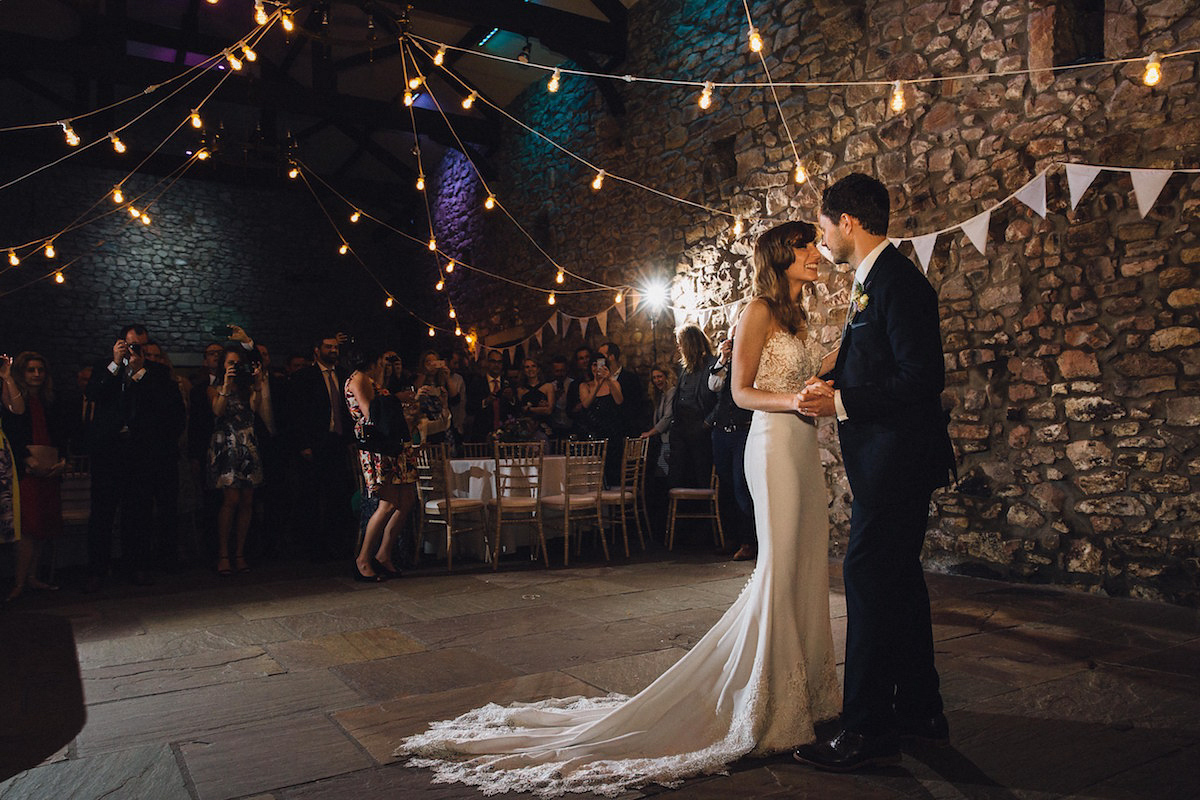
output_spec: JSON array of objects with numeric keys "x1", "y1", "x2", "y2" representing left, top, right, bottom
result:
[
  {"x1": 555, "y1": 270, "x2": 565, "y2": 284},
  {"x1": 890, "y1": 80, "x2": 906, "y2": 113},
  {"x1": 614, "y1": 290, "x2": 623, "y2": 303},
  {"x1": 338, "y1": 243, "x2": 349, "y2": 255},
  {"x1": 109, "y1": 133, "x2": 126, "y2": 153},
  {"x1": 462, "y1": 91, "x2": 477, "y2": 109},
  {"x1": 548, "y1": 68, "x2": 561, "y2": 93},
  {"x1": 1143, "y1": 52, "x2": 1163, "y2": 86},
  {"x1": 281, "y1": 9, "x2": 295, "y2": 31},
  {"x1": 60, "y1": 121, "x2": 80, "y2": 146},
  {"x1": 408, "y1": 76, "x2": 423, "y2": 90},
  {"x1": 8, "y1": 250, "x2": 19, "y2": 267},
  {"x1": 591, "y1": 169, "x2": 605, "y2": 190},
  {"x1": 449, "y1": 308, "x2": 457, "y2": 319},
  {"x1": 794, "y1": 164, "x2": 807, "y2": 184},
  {"x1": 346, "y1": 210, "x2": 359, "y2": 223},
  {"x1": 241, "y1": 44, "x2": 257, "y2": 62},
  {"x1": 416, "y1": 173, "x2": 425, "y2": 191},
  {"x1": 385, "y1": 296, "x2": 394, "y2": 308},
  {"x1": 196, "y1": 148, "x2": 210, "y2": 160},
  {"x1": 455, "y1": 325, "x2": 462, "y2": 336},
  {"x1": 129, "y1": 206, "x2": 141, "y2": 217},
  {"x1": 227, "y1": 50, "x2": 243, "y2": 70},
  {"x1": 140, "y1": 212, "x2": 151, "y2": 225},
  {"x1": 428, "y1": 327, "x2": 436, "y2": 337},
  {"x1": 484, "y1": 194, "x2": 496, "y2": 210},
  {"x1": 54, "y1": 270, "x2": 65, "y2": 284},
  {"x1": 733, "y1": 216, "x2": 744, "y2": 236},
  {"x1": 698, "y1": 81, "x2": 714, "y2": 110},
  {"x1": 254, "y1": 1, "x2": 268, "y2": 25},
  {"x1": 445, "y1": 259, "x2": 455, "y2": 273},
  {"x1": 465, "y1": 333, "x2": 475, "y2": 345},
  {"x1": 547, "y1": 292, "x2": 556, "y2": 305},
  {"x1": 434, "y1": 46, "x2": 446, "y2": 66},
  {"x1": 206, "y1": 0, "x2": 218, "y2": 5},
  {"x1": 428, "y1": 237, "x2": 437, "y2": 251},
  {"x1": 190, "y1": 109, "x2": 203, "y2": 128},
  {"x1": 288, "y1": 165, "x2": 299, "y2": 179},
  {"x1": 748, "y1": 26, "x2": 763, "y2": 53},
  {"x1": 44, "y1": 242, "x2": 56, "y2": 258},
  {"x1": 403, "y1": 90, "x2": 414, "y2": 106},
  {"x1": 436, "y1": 278, "x2": 445, "y2": 291},
  {"x1": 112, "y1": 187, "x2": 124, "y2": 204}
]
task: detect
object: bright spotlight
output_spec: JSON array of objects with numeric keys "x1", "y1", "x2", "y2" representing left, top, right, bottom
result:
[{"x1": 643, "y1": 280, "x2": 670, "y2": 312}]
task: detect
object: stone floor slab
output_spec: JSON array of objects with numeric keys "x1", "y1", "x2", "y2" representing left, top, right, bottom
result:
[
  {"x1": 469, "y1": 618, "x2": 676, "y2": 674},
  {"x1": 180, "y1": 714, "x2": 373, "y2": 800},
  {"x1": 0, "y1": 744, "x2": 190, "y2": 800},
  {"x1": 563, "y1": 647, "x2": 687, "y2": 695},
  {"x1": 331, "y1": 646, "x2": 521, "y2": 702},
  {"x1": 74, "y1": 618, "x2": 293, "y2": 670},
  {"x1": 332, "y1": 670, "x2": 601, "y2": 765},
  {"x1": 566, "y1": 585, "x2": 734, "y2": 623},
  {"x1": 398, "y1": 604, "x2": 595, "y2": 650},
  {"x1": 82, "y1": 645, "x2": 285, "y2": 702},
  {"x1": 271, "y1": 602, "x2": 420, "y2": 639}
]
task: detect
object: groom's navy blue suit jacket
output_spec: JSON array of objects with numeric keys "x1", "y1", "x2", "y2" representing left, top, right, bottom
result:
[{"x1": 826, "y1": 244, "x2": 956, "y2": 506}]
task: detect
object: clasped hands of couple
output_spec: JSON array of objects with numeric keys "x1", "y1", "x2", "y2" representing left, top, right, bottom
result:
[{"x1": 793, "y1": 376, "x2": 836, "y2": 418}]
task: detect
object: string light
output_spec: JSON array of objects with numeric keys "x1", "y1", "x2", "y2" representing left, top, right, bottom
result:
[
  {"x1": 196, "y1": 148, "x2": 210, "y2": 160},
  {"x1": 112, "y1": 187, "x2": 124, "y2": 203},
  {"x1": 794, "y1": 164, "x2": 807, "y2": 184},
  {"x1": 349, "y1": 210, "x2": 361, "y2": 223},
  {"x1": 190, "y1": 109, "x2": 203, "y2": 128},
  {"x1": 60, "y1": 121, "x2": 80, "y2": 146},
  {"x1": 416, "y1": 173, "x2": 425, "y2": 191},
  {"x1": 408, "y1": 76, "x2": 423, "y2": 90},
  {"x1": 699, "y1": 81, "x2": 714, "y2": 110},
  {"x1": 288, "y1": 165, "x2": 299, "y2": 179},
  {"x1": 547, "y1": 292, "x2": 556, "y2": 305},
  {"x1": 434, "y1": 46, "x2": 446, "y2": 66},
  {"x1": 462, "y1": 91, "x2": 477, "y2": 109},
  {"x1": 1143, "y1": 52, "x2": 1163, "y2": 86},
  {"x1": 227, "y1": 50, "x2": 243, "y2": 70},
  {"x1": 449, "y1": 308, "x2": 457, "y2": 319},
  {"x1": 338, "y1": 243, "x2": 349, "y2": 255},
  {"x1": 54, "y1": 271, "x2": 65, "y2": 284},
  {"x1": 484, "y1": 194, "x2": 496, "y2": 210},
  {"x1": 403, "y1": 90, "x2": 415, "y2": 106},
  {"x1": 254, "y1": 1, "x2": 268, "y2": 25},
  {"x1": 592, "y1": 169, "x2": 605, "y2": 190},
  {"x1": 748, "y1": 26, "x2": 763, "y2": 53},
  {"x1": 445, "y1": 259, "x2": 455, "y2": 273},
  {"x1": 555, "y1": 270, "x2": 565, "y2": 284},
  {"x1": 890, "y1": 80, "x2": 906, "y2": 113},
  {"x1": 128, "y1": 206, "x2": 141, "y2": 217},
  {"x1": 7, "y1": 250, "x2": 18, "y2": 267},
  {"x1": 427, "y1": 237, "x2": 437, "y2": 251},
  {"x1": 614, "y1": 290, "x2": 623, "y2": 303},
  {"x1": 109, "y1": 133, "x2": 126, "y2": 153},
  {"x1": 465, "y1": 333, "x2": 476, "y2": 345},
  {"x1": 732, "y1": 216, "x2": 744, "y2": 236},
  {"x1": 548, "y1": 68, "x2": 561, "y2": 93},
  {"x1": 140, "y1": 212, "x2": 151, "y2": 225},
  {"x1": 385, "y1": 296, "x2": 394, "y2": 308},
  {"x1": 44, "y1": 242, "x2": 56, "y2": 258},
  {"x1": 241, "y1": 44, "x2": 257, "y2": 62},
  {"x1": 455, "y1": 325, "x2": 462, "y2": 336},
  {"x1": 428, "y1": 326, "x2": 435, "y2": 337},
  {"x1": 281, "y1": 9, "x2": 295, "y2": 31},
  {"x1": 436, "y1": 278, "x2": 445, "y2": 291}
]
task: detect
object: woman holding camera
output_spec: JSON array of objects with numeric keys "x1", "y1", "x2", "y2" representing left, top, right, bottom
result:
[
  {"x1": 207, "y1": 345, "x2": 264, "y2": 576},
  {"x1": 579, "y1": 354, "x2": 625, "y2": 485},
  {"x1": 413, "y1": 350, "x2": 453, "y2": 446},
  {"x1": 345, "y1": 348, "x2": 417, "y2": 581}
]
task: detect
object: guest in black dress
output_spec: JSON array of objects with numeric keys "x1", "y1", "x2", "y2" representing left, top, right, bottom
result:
[
  {"x1": 579, "y1": 354, "x2": 625, "y2": 485},
  {"x1": 668, "y1": 325, "x2": 717, "y2": 489}
]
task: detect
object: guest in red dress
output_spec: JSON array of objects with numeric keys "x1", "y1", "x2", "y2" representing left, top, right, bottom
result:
[{"x1": 5, "y1": 352, "x2": 68, "y2": 601}]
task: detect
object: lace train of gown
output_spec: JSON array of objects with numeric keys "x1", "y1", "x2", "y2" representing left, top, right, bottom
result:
[{"x1": 397, "y1": 331, "x2": 841, "y2": 797}]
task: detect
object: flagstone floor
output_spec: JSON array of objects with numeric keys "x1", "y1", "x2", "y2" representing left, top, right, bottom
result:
[{"x1": 1, "y1": 548, "x2": 1198, "y2": 800}]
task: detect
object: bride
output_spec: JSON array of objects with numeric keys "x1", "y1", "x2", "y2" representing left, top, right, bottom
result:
[{"x1": 396, "y1": 220, "x2": 841, "y2": 796}]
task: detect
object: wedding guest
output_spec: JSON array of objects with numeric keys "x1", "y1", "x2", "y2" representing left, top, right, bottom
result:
[
  {"x1": 579, "y1": 353, "x2": 625, "y2": 485},
  {"x1": 516, "y1": 358, "x2": 555, "y2": 438},
  {"x1": 414, "y1": 350, "x2": 453, "y2": 445},
  {"x1": 208, "y1": 345, "x2": 264, "y2": 575},
  {"x1": 669, "y1": 325, "x2": 717, "y2": 490},
  {"x1": 142, "y1": 341, "x2": 187, "y2": 570},
  {"x1": 548, "y1": 356, "x2": 575, "y2": 439},
  {"x1": 640, "y1": 365, "x2": 676, "y2": 536},
  {"x1": 0, "y1": 354, "x2": 23, "y2": 566},
  {"x1": 708, "y1": 329, "x2": 756, "y2": 560}
]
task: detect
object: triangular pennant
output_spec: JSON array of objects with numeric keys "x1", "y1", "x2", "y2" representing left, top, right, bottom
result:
[
  {"x1": 1129, "y1": 168, "x2": 1173, "y2": 218},
  {"x1": 1015, "y1": 172, "x2": 1047, "y2": 218},
  {"x1": 534, "y1": 328, "x2": 543, "y2": 348},
  {"x1": 630, "y1": 291, "x2": 641, "y2": 315},
  {"x1": 1066, "y1": 164, "x2": 1102, "y2": 210},
  {"x1": 614, "y1": 297, "x2": 626, "y2": 322},
  {"x1": 697, "y1": 308, "x2": 711, "y2": 331},
  {"x1": 563, "y1": 316, "x2": 577, "y2": 338},
  {"x1": 507, "y1": 346, "x2": 517, "y2": 364},
  {"x1": 911, "y1": 232, "x2": 938, "y2": 273},
  {"x1": 597, "y1": 311, "x2": 608, "y2": 337},
  {"x1": 888, "y1": 237, "x2": 902, "y2": 249},
  {"x1": 961, "y1": 209, "x2": 991, "y2": 256},
  {"x1": 548, "y1": 314, "x2": 558, "y2": 336}
]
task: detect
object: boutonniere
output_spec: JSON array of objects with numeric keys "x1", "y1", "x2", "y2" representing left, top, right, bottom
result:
[{"x1": 851, "y1": 281, "x2": 870, "y2": 313}]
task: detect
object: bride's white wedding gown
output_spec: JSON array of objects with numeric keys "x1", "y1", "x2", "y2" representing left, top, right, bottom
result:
[{"x1": 397, "y1": 331, "x2": 841, "y2": 797}]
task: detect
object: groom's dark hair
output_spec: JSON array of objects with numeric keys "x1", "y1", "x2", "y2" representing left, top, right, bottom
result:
[{"x1": 820, "y1": 173, "x2": 890, "y2": 236}]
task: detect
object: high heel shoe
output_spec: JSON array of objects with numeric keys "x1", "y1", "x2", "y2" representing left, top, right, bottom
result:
[
  {"x1": 217, "y1": 557, "x2": 232, "y2": 577},
  {"x1": 235, "y1": 557, "x2": 250, "y2": 574},
  {"x1": 353, "y1": 564, "x2": 383, "y2": 583},
  {"x1": 371, "y1": 558, "x2": 402, "y2": 579}
]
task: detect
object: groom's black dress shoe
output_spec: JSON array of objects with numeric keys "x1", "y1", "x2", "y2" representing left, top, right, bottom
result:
[
  {"x1": 897, "y1": 712, "x2": 950, "y2": 746},
  {"x1": 793, "y1": 729, "x2": 901, "y2": 772}
]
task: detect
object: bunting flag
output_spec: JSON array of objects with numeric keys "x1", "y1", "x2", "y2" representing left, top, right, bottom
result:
[
  {"x1": 549, "y1": 313, "x2": 559, "y2": 336},
  {"x1": 961, "y1": 209, "x2": 991, "y2": 256},
  {"x1": 630, "y1": 291, "x2": 642, "y2": 315},
  {"x1": 888, "y1": 237, "x2": 903, "y2": 249},
  {"x1": 533, "y1": 328, "x2": 543, "y2": 347},
  {"x1": 697, "y1": 308, "x2": 711, "y2": 331},
  {"x1": 615, "y1": 298, "x2": 626, "y2": 321},
  {"x1": 911, "y1": 232, "x2": 939, "y2": 272},
  {"x1": 507, "y1": 346, "x2": 517, "y2": 364},
  {"x1": 1066, "y1": 164, "x2": 1103, "y2": 210},
  {"x1": 1130, "y1": 168, "x2": 1173, "y2": 218},
  {"x1": 596, "y1": 311, "x2": 608, "y2": 337},
  {"x1": 1015, "y1": 172, "x2": 1047, "y2": 218}
]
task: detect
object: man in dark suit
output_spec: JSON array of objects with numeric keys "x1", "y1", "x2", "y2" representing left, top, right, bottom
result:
[
  {"x1": 84, "y1": 323, "x2": 186, "y2": 591},
  {"x1": 794, "y1": 173, "x2": 956, "y2": 771},
  {"x1": 466, "y1": 350, "x2": 513, "y2": 442},
  {"x1": 286, "y1": 333, "x2": 355, "y2": 560}
]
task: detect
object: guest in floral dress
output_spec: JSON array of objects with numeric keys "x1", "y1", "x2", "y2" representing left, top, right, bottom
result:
[
  {"x1": 207, "y1": 346, "x2": 264, "y2": 575},
  {"x1": 0, "y1": 353, "x2": 25, "y2": 566},
  {"x1": 345, "y1": 347, "x2": 418, "y2": 581}
]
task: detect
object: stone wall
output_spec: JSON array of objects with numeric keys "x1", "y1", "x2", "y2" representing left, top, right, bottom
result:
[
  {"x1": 0, "y1": 162, "x2": 432, "y2": 383},
  {"x1": 430, "y1": 0, "x2": 1200, "y2": 604}
]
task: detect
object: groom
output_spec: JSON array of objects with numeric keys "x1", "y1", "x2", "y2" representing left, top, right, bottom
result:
[{"x1": 793, "y1": 173, "x2": 956, "y2": 771}]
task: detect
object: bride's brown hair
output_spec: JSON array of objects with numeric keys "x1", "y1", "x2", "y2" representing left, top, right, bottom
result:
[{"x1": 752, "y1": 221, "x2": 815, "y2": 336}]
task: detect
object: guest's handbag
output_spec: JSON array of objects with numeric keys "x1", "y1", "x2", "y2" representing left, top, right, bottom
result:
[{"x1": 356, "y1": 393, "x2": 411, "y2": 455}]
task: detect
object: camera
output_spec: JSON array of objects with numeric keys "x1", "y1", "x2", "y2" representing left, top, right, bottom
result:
[
  {"x1": 128, "y1": 343, "x2": 143, "y2": 355},
  {"x1": 211, "y1": 325, "x2": 233, "y2": 338},
  {"x1": 594, "y1": 357, "x2": 606, "y2": 369},
  {"x1": 232, "y1": 360, "x2": 254, "y2": 387}
]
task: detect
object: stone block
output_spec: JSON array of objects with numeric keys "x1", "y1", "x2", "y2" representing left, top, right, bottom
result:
[
  {"x1": 1064, "y1": 397, "x2": 1126, "y2": 422},
  {"x1": 1112, "y1": 353, "x2": 1176, "y2": 377},
  {"x1": 1066, "y1": 440, "x2": 1113, "y2": 470},
  {"x1": 1167, "y1": 288, "x2": 1200, "y2": 309},
  {"x1": 1166, "y1": 396, "x2": 1200, "y2": 426},
  {"x1": 1148, "y1": 327, "x2": 1200, "y2": 351},
  {"x1": 1075, "y1": 496, "x2": 1146, "y2": 515},
  {"x1": 1007, "y1": 503, "x2": 1046, "y2": 528},
  {"x1": 1074, "y1": 469, "x2": 1128, "y2": 495},
  {"x1": 1056, "y1": 350, "x2": 1100, "y2": 379}
]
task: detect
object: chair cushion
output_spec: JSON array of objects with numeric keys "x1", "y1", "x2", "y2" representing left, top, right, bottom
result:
[
  {"x1": 425, "y1": 496, "x2": 486, "y2": 513},
  {"x1": 488, "y1": 496, "x2": 539, "y2": 510},
  {"x1": 600, "y1": 489, "x2": 633, "y2": 502},
  {"x1": 668, "y1": 488, "x2": 714, "y2": 499},
  {"x1": 542, "y1": 493, "x2": 600, "y2": 508}
]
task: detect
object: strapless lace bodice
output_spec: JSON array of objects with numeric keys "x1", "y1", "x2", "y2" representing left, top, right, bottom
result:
[{"x1": 754, "y1": 331, "x2": 822, "y2": 393}]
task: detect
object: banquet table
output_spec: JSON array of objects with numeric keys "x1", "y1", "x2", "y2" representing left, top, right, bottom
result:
[{"x1": 423, "y1": 455, "x2": 567, "y2": 560}]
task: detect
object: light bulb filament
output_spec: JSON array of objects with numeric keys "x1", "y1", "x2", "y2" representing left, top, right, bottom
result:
[
  {"x1": 1143, "y1": 52, "x2": 1162, "y2": 86},
  {"x1": 748, "y1": 27, "x2": 763, "y2": 53},
  {"x1": 548, "y1": 68, "x2": 561, "y2": 93},
  {"x1": 890, "y1": 80, "x2": 906, "y2": 113},
  {"x1": 434, "y1": 46, "x2": 446, "y2": 66},
  {"x1": 699, "y1": 82, "x2": 713, "y2": 110},
  {"x1": 462, "y1": 91, "x2": 477, "y2": 109},
  {"x1": 592, "y1": 169, "x2": 605, "y2": 190}
]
